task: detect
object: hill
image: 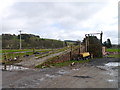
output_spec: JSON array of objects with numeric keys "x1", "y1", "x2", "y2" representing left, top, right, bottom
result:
[{"x1": 1, "y1": 34, "x2": 66, "y2": 49}]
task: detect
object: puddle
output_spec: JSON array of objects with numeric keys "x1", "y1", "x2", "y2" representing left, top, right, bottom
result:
[
  {"x1": 105, "y1": 62, "x2": 119, "y2": 67},
  {"x1": 107, "y1": 79, "x2": 116, "y2": 82},
  {"x1": 1, "y1": 65, "x2": 29, "y2": 71},
  {"x1": 97, "y1": 62, "x2": 119, "y2": 71},
  {"x1": 97, "y1": 62, "x2": 119, "y2": 77}
]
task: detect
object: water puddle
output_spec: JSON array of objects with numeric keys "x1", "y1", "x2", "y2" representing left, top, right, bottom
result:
[
  {"x1": 97, "y1": 62, "x2": 119, "y2": 71},
  {"x1": 107, "y1": 79, "x2": 116, "y2": 82},
  {"x1": 107, "y1": 79, "x2": 118, "y2": 83},
  {"x1": 1, "y1": 65, "x2": 29, "y2": 71},
  {"x1": 96, "y1": 62, "x2": 119, "y2": 77},
  {"x1": 105, "y1": 62, "x2": 119, "y2": 67}
]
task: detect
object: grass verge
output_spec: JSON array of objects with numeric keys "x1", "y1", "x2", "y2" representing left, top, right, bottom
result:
[
  {"x1": 35, "y1": 59, "x2": 91, "y2": 68},
  {"x1": 106, "y1": 48, "x2": 120, "y2": 52},
  {"x1": 107, "y1": 54, "x2": 120, "y2": 58}
]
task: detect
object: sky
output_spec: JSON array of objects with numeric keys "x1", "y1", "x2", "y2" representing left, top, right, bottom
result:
[{"x1": 1, "y1": 0, "x2": 119, "y2": 44}]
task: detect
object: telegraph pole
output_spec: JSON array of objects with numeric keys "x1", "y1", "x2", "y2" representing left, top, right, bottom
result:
[{"x1": 19, "y1": 30, "x2": 22, "y2": 49}]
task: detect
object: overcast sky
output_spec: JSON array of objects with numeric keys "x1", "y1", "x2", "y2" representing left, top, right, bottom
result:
[{"x1": 1, "y1": 0, "x2": 119, "y2": 44}]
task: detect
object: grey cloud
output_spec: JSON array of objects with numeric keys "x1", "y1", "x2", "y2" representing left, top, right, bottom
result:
[
  {"x1": 2, "y1": 1, "x2": 117, "y2": 44},
  {"x1": 104, "y1": 30, "x2": 118, "y2": 38}
]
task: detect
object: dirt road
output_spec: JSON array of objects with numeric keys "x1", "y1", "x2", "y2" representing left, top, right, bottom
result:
[
  {"x1": 15, "y1": 50, "x2": 69, "y2": 68},
  {"x1": 2, "y1": 57, "x2": 119, "y2": 88}
]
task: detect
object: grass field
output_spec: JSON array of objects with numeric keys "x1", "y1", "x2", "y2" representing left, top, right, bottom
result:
[
  {"x1": 1, "y1": 47, "x2": 119, "y2": 65},
  {"x1": 107, "y1": 54, "x2": 120, "y2": 58},
  {"x1": 0, "y1": 47, "x2": 70, "y2": 63},
  {"x1": 106, "y1": 48, "x2": 120, "y2": 52},
  {"x1": 35, "y1": 47, "x2": 69, "y2": 59},
  {"x1": 2, "y1": 49, "x2": 53, "y2": 53},
  {"x1": 1, "y1": 49, "x2": 52, "y2": 62},
  {"x1": 106, "y1": 48, "x2": 120, "y2": 58},
  {"x1": 2, "y1": 49, "x2": 32, "y2": 53}
]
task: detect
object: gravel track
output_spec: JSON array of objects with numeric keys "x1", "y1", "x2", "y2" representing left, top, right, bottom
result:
[
  {"x1": 15, "y1": 50, "x2": 70, "y2": 68},
  {"x1": 2, "y1": 57, "x2": 119, "y2": 88}
]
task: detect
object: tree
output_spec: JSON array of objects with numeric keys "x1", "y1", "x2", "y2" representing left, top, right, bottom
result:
[
  {"x1": 107, "y1": 39, "x2": 112, "y2": 48},
  {"x1": 103, "y1": 38, "x2": 112, "y2": 48},
  {"x1": 103, "y1": 41, "x2": 107, "y2": 46},
  {"x1": 1, "y1": 33, "x2": 65, "y2": 49}
]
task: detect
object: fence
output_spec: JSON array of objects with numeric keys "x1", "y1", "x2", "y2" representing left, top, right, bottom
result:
[{"x1": 40, "y1": 45, "x2": 86, "y2": 67}]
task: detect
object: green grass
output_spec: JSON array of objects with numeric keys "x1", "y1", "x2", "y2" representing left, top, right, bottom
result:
[
  {"x1": 1, "y1": 49, "x2": 52, "y2": 62},
  {"x1": 35, "y1": 47, "x2": 69, "y2": 59},
  {"x1": 107, "y1": 54, "x2": 120, "y2": 58},
  {"x1": 2, "y1": 49, "x2": 52, "y2": 53},
  {"x1": 0, "y1": 50, "x2": 2, "y2": 53},
  {"x1": 1, "y1": 46, "x2": 73, "y2": 64},
  {"x1": 106, "y1": 48, "x2": 120, "y2": 52},
  {"x1": 51, "y1": 59, "x2": 90, "y2": 67},
  {"x1": 2, "y1": 49, "x2": 33, "y2": 53},
  {"x1": 1, "y1": 47, "x2": 69, "y2": 63},
  {"x1": 1, "y1": 52, "x2": 31, "y2": 63},
  {"x1": 35, "y1": 59, "x2": 90, "y2": 68}
]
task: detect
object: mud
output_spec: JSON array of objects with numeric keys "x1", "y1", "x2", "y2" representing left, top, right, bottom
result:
[{"x1": 2, "y1": 57, "x2": 119, "y2": 88}]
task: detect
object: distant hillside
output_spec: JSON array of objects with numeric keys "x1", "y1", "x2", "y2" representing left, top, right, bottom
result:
[
  {"x1": 64, "y1": 40, "x2": 76, "y2": 42},
  {"x1": 64, "y1": 40, "x2": 80, "y2": 46},
  {"x1": 2, "y1": 34, "x2": 66, "y2": 49}
]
